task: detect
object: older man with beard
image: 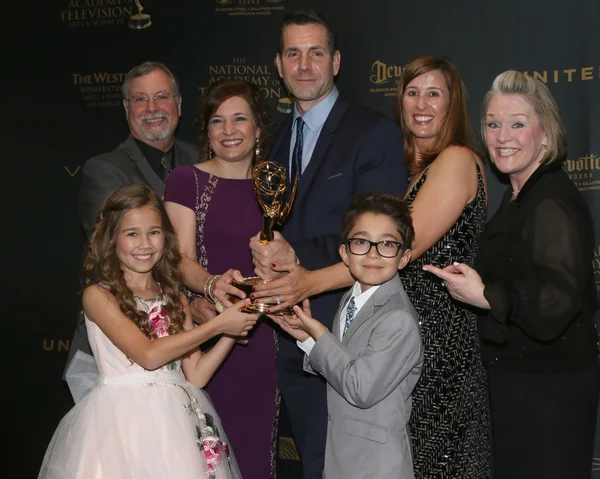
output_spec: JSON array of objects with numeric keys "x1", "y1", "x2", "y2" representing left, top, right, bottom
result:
[
  {"x1": 78, "y1": 61, "x2": 197, "y2": 236},
  {"x1": 64, "y1": 62, "x2": 197, "y2": 402}
]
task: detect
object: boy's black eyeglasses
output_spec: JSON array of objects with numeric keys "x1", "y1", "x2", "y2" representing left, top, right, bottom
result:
[{"x1": 344, "y1": 238, "x2": 405, "y2": 258}]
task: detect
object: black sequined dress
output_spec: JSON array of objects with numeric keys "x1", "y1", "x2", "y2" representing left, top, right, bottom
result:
[{"x1": 402, "y1": 165, "x2": 491, "y2": 478}]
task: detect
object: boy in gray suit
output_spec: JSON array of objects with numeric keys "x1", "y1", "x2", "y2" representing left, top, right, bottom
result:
[{"x1": 273, "y1": 192, "x2": 423, "y2": 479}]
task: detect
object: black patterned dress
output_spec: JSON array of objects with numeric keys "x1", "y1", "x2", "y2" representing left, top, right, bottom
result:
[{"x1": 402, "y1": 164, "x2": 491, "y2": 478}]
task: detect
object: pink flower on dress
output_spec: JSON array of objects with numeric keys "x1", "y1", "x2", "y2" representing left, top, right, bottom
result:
[
  {"x1": 148, "y1": 301, "x2": 169, "y2": 338},
  {"x1": 203, "y1": 435, "x2": 223, "y2": 471}
]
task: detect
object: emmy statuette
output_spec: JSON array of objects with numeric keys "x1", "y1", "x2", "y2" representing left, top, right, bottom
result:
[
  {"x1": 231, "y1": 161, "x2": 298, "y2": 315},
  {"x1": 129, "y1": 0, "x2": 152, "y2": 30}
]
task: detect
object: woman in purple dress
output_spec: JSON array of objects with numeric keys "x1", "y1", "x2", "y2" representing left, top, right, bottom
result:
[{"x1": 164, "y1": 79, "x2": 278, "y2": 479}]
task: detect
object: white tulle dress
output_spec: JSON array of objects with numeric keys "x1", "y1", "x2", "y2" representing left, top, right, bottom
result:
[{"x1": 38, "y1": 296, "x2": 241, "y2": 479}]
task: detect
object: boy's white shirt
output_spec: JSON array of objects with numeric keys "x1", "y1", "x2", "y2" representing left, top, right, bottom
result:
[{"x1": 297, "y1": 281, "x2": 381, "y2": 355}]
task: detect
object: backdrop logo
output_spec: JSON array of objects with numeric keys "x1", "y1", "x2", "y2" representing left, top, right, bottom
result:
[
  {"x1": 369, "y1": 60, "x2": 405, "y2": 96},
  {"x1": 593, "y1": 246, "x2": 600, "y2": 293},
  {"x1": 129, "y1": 0, "x2": 151, "y2": 29},
  {"x1": 523, "y1": 66, "x2": 600, "y2": 84},
  {"x1": 43, "y1": 339, "x2": 71, "y2": 352},
  {"x1": 200, "y1": 57, "x2": 292, "y2": 113},
  {"x1": 72, "y1": 71, "x2": 127, "y2": 108},
  {"x1": 65, "y1": 165, "x2": 81, "y2": 177},
  {"x1": 60, "y1": 0, "x2": 148, "y2": 29},
  {"x1": 564, "y1": 153, "x2": 600, "y2": 192},
  {"x1": 215, "y1": 0, "x2": 284, "y2": 16}
]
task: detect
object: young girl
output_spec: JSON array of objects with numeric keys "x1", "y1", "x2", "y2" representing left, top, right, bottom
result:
[{"x1": 38, "y1": 184, "x2": 258, "y2": 479}]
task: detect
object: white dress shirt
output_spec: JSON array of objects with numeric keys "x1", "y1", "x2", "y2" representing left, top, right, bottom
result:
[{"x1": 298, "y1": 282, "x2": 381, "y2": 355}]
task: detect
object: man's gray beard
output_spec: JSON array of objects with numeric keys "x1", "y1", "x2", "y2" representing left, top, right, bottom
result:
[
  {"x1": 141, "y1": 125, "x2": 172, "y2": 142},
  {"x1": 140, "y1": 113, "x2": 173, "y2": 142}
]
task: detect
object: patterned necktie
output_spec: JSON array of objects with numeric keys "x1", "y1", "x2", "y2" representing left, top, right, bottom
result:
[
  {"x1": 291, "y1": 116, "x2": 305, "y2": 181},
  {"x1": 161, "y1": 152, "x2": 172, "y2": 182},
  {"x1": 343, "y1": 296, "x2": 357, "y2": 337}
]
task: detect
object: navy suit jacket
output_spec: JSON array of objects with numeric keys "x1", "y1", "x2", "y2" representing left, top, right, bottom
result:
[{"x1": 273, "y1": 95, "x2": 408, "y2": 335}]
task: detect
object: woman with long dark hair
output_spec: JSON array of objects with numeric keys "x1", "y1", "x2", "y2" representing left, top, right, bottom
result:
[
  {"x1": 164, "y1": 79, "x2": 279, "y2": 479},
  {"x1": 397, "y1": 55, "x2": 491, "y2": 478}
]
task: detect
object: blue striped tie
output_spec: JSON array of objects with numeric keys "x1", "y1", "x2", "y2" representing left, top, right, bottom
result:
[{"x1": 343, "y1": 297, "x2": 357, "y2": 337}]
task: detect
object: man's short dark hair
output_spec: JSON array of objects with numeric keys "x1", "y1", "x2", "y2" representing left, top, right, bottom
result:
[
  {"x1": 279, "y1": 9, "x2": 336, "y2": 54},
  {"x1": 340, "y1": 192, "x2": 415, "y2": 249}
]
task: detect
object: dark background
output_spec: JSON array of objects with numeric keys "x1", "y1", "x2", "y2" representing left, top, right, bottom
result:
[{"x1": 7, "y1": 0, "x2": 599, "y2": 476}]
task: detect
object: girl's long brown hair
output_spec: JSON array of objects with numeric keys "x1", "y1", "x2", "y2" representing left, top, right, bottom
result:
[
  {"x1": 395, "y1": 55, "x2": 476, "y2": 177},
  {"x1": 83, "y1": 184, "x2": 186, "y2": 338}
]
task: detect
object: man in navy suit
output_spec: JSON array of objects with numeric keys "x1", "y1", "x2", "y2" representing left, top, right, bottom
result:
[{"x1": 250, "y1": 10, "x2": 408, "y2": 478}]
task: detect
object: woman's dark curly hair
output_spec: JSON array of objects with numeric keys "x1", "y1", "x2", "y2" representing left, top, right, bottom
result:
[
  {"x1": 195, "y1": 78, "x2": 273, "y2": 164},
  {"x1": 83, "y1": 184, "x2": 185, "y2": 338}
]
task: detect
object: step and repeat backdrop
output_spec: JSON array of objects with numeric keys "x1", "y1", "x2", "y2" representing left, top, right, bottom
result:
[{"x1": 12, "y1": 0, "x2": 598, "y2": 476}]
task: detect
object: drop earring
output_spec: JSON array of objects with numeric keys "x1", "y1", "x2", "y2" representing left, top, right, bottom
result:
[{"x1": 255, "y1": 136, "x2": 261, "y2": 159}]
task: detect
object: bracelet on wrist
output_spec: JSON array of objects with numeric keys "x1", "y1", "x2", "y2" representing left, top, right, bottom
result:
[
  {"x1": 204, "y1": 274, "x2": 222, "y2": 304},
  {"x1": 203, "y1": 275, "x2": 211, "y2": 298},
  {"x1": 203, "y1": 275, "x2": 216, "y2": 303}
]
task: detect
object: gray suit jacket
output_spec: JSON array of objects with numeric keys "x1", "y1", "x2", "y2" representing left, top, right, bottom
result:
[
  {"x1": 305, "y1": 274, "x2": 423, "y2": 479},
  {"x1": 64, "y1": 135, "x2": 197, "y2": 382},
  {"x1": 78, "y1": 135, "x2": 198, "y2": 236}
]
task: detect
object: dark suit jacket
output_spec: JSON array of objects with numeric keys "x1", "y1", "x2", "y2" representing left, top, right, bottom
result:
[
  {"x1": 65, "y1": 135, "x2": 197, "y2": 381},
  {"x1": 273, "y1": 95, "x2": 408, "y2": 333},
  {"x1": 78, "y1": 135, "x2": 198, "y2": 236}
]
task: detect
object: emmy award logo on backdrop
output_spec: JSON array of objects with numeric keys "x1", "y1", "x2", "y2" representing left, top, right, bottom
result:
[
  {"x1": 129, "y1": 0, "x2": 152, "y2": 30},
  {"x1": 277, "y1": 97, "x2": 293, "y2": 114},
  {"x1": 231, "y1": 161, "x2": 298, "y2": 315}
]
